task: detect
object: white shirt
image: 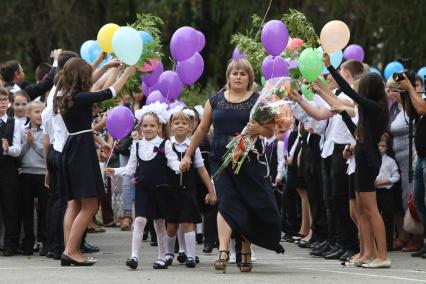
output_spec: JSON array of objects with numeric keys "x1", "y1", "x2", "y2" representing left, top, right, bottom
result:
[
  {"x1": 264, "y1": 136, "x2": 286, "y2": 180},
  {"x1": 114, "y1": 136, "x2": 180, "y2": 176},
  {"x1": 41, "y1": 104, "x2": 55, "y2": 145},
  {"x1": 376, "y1": 154, "x2": 400, "y2": 189},
  {"x1": 14, "y1": 116, "x2": 28, "y2": 131},
  {"x1": 1, "y1": 115, "x2": 22, "y2": 157},
  {"x1": 167, "y1": 136, "x2": 204, "y2": 168},
  {"x1": 321, "y1": 92, "x2": 356, "y2": 158},
  {"x1": 346, "y1": 155, "x2": 356, "y2": 175}
]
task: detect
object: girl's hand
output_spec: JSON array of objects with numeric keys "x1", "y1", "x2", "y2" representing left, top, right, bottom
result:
[
  {"x1": 342, "y1": 145, "x2": 353, "y2": 159},
  {"x1": 330, "y1": 105, "x2": 346, "y2": 114},
  {"x1": 2, "y1": 138, "x2": 9, "y2": 153},
  {"x1": 397, "y1": 75, "x2": 415, "y2": 92},
  {"x1": 205, "y1": 192, "x2": 217, "y2": 206},
  {"x1": 105, "y1": 168, "x2": 115, "y2": 177},
  {"x1": 323, "y1": 53, "x2": 331, "y2": 67},
  {"x1": 287, "y1": 89, "x2": 303, "y2": 103},
  {"x1": 27, "y1": 130, "x2": 34, "y2": 144},
  {"x1": 287, "y1": 156, "x2": 293, "y2": 166},
  {"x1": 246, "y1": 120, "x2": 263, "y2": 137},
  {"x1": 104, "y1": 59, "x2": 122, "y2": 69},
  {"x1": 180, "y1": 155, "x2": 192, "y2": 172},
  {"x1": 124, "y1": 66, "x2": 137, "y2": 77}
]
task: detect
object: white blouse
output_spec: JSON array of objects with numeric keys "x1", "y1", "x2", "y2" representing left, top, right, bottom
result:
[
  {"x1": 167, "y1": 136, "x2": 204, "y2": 168},
  {"x1": 114, "y1": 136, "x2": 180, "y2": 176}
]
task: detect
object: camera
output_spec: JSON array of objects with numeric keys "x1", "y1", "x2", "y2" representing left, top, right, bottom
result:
[{"x1": 392, "y1": 71, "x2": 407, "y2": 82}]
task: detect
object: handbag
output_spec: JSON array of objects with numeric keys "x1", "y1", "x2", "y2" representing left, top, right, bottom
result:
[{"x1": 403, "y1": 193, "x2": 424, "y2": 235}]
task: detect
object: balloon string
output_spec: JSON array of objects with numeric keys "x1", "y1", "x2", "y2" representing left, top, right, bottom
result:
[
  {"x1": 105, "y1": 140, "x2": 116, "y2": 167},
  {"x1": 255, "y1": 0, "x2": 273, "y2": 40}
]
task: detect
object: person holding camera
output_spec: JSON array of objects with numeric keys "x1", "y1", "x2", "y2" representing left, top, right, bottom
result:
[{"x1": 397, "y1": 74, "x2": 426, "y2": 259}]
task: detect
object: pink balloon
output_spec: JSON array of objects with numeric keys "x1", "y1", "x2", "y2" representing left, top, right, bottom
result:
[
  {"x1": 196, "y1": 31, "x2": 205, "y2": 52},
  {"x1": 261, "y1": 20, "x2": 289, "y2": 56},
  {"x1": 146, "y1": 90, "x2": 167, "y2": 105},
  {"x1": 170, "y1": 26, "x2": 198, "y2": 61},
  {"x1": 138, "y1": 58, "x2": 160, "y2": 73},
  {"x1": 343, "y1": 44, "x2": 364, "y2": 62},
  {"x1": 261, "y1": 55, "x2": 289, "y2": 80},
  {"x1": 158, "y1": 71, "x2": 183, "y2": 101},
  {"x1": 106, "y1": 106, "x2": 134, "y2": 139},
  {"x1": 288, "y1": 38, "x2": 304, "y2": 51},
  {"x1": 176, "y1": 52, "x2": 204, "y2": 85}
]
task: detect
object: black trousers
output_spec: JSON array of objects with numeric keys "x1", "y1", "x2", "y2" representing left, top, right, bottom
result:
[
  {"x1": 376, "y1": 188, "x2": 394, "y2": 250},
  {"x1": 20, "y1": 173, "x2": 48, "y2": 249},
  {"x1": 322, "y1": 145, "x2": 358, "y2": 250},
  {"x1": 0, "y1": 163, "x2": 19, "y2": 249},
  {"x1": 203, "y1": 205, "x2": 218, "y2": 247},
  {"x1": 46, "y1": 147, "x2": 67, "y2": 253},
  {"x1": 282, "y1": 182, "x2": 301, "y2": 235}
]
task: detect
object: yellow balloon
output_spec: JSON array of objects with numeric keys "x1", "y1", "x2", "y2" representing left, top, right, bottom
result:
[
  {"x1": 320, "y1": 20, "x2": 350, "y2": 53},
  {"x1": 97, "y1": 23, "x2": 120, "y2": 53}
]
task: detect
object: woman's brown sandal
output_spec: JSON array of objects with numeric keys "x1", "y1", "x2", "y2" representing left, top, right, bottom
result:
[
  {"x1": 239, "y1": 252, "x2": 252, "y2": 273},
  {"x1": 214, "y1": 250, "x2": 229, "y2": 273}
]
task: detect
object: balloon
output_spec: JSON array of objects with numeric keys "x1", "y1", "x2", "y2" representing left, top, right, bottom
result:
[
  {"x1": 417, "y1": 67, "x2": 426, "y2": 79},
  {"x1": 288, "y1": 38, "x2": 304, "y2": 51},
  {"x1": 112, "y1": 26, "x2": 143, "y2": 65},
  {"x1": 138, "y1": 58, "x2": 160, "y2": 73},
  {"x1": 261, "y1": 55, "x2": 289, "y2": 80},
  {"x1": 148, "y1": 82, "x2": 161, "y2": 95},
  {"x1": 288, "y1": 59, "x2": 298, "y2": 69},
  {"x1": 158, "y1": 71, "x2": 183, "y2": 100},
  {"x1": 261, "y1": 20, "x2": 289, "y2": 56},
  {"x1": 168, "y1": 100, "x2": 186, "y2": 110},
  {"x1": 318, "y1": 76, "x2": 327, "y2": 86},
  {"x1": 141, "y1": 81, "x2": 149, "y2": 96},
  {"x1": 317, "y1": 47, "x2": 343, "y2": 74},
  {"x1": 384, "y1": 61, "x2": 404, "y2": 80},
  {"x1": 97, "y1": 23, "x2": 120, "y2": 53},
  {"x1": 261, "y1": 76, "x2": 266, "y2": 86},
  {"x1": 80, "y1": 40, "x2": 96, "y2": 63},
  {"x1": 298, "y1": 48, "x2": 324, "y2": 82},
  {"x1": 195, "y1": 31, "x2": 205, "y2": 52},
  {"x1": 343, "y1": 44, "x2": 364, "y2": 62},
  {"x1": 320, "y1": 20, "x2": 350, "y2": 53},
  {"x1": 88, "y1": 41, "x2": 111, "y2": 66},
  {"x1": 106, "y1": 106, "x2": 134, "y2": 139},
  {"x1": 370, "y1": 67, "x2": 382, "y2": 77},
  {"x1": 146, "y1": 90, "x2": 167, "y2": 105},
  {"x1": 170, "y1": 26, "x2": 198, "y2": 61},
  {"x1": 142, "y1": 62, "x2": 163, "y2": 87},
  {"x1": 283, "y1": 131, "x2": 290, "y2": 152},
  {"x1": 301, "y1": 84, "x2": 314, "y2": 101},
  {"x1": 176, "y1": 52, "x2": 204, "y2": 85},
  {"x1": 139, "y1": 31, "x2": 154, "y2": 45},
  {"x1": 232, "y1": 48, "x2": 246, "y2": 60}
]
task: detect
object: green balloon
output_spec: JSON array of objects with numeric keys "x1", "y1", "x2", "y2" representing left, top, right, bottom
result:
[
  {"x1": 301, "y1": 84, "x2": 314, "y2": 101},
  {"x1": 318, "y1": 76, "x2": 327, "y2": 86},
  {"x1": 298, "y1": 48, "x2": 324, "y2": 82},
  {"x1": 261, "y1": 76, "x2": 266, "y2": 86}
]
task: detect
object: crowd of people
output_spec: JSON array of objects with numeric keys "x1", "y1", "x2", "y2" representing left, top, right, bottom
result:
[{"x1": 0, "y1": 47, "x2": 425, "y2": 273}]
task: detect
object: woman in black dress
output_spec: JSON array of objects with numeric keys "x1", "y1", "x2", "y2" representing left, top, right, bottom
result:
[
  {"x1": 53, "y1": 58, "x2": 135, "y2": 266},
  {"x1": 324, "y1": 54, "x2": 390, "y2": 268},
  {"x1": 180, "y1": 59, "x2": 284, "y2": 273}
]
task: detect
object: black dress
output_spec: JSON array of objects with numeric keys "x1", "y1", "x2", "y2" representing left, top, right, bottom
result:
[
  {"x1": 209, "y1": 91, "x2": 284, "y2": 253},
  {"x1": 61, "y1": 89, "x2": 113, "y2": 201}
]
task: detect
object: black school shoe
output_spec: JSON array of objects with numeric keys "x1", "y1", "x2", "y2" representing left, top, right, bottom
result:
[
  {"x1": 126, "y1": 257, "x2": 138, "y2": 270},
  {"x1": 153, "y1": 259, "x2": 168, "y2": 269},
  {"x1": 80, "y1": 241, "x2": 99, "y2": 253},
  {"x1": 196, "y1": 233, "x2": 204, "y2": 244},
  {"x1": 310, "y1": 244, "x2": 333, "y2": 257},
  {"x1": 165, "y1": 253, "x2": 174, "y2": 266},
  {"x1": 323, "y1": 248, "x2": 345, "y2": 260},
  {"x1": 177, "y1": 252, "x2": 187, "y2": 263},
  {"x1": 185, "y1": 257, "x2": 196, "y2": 268},
  {"x1": 39, "y1": 243, "x2": 48, "y2": 256},
  {"x1": 203, "y1": 244, "x2": 214, "y2": 253}
]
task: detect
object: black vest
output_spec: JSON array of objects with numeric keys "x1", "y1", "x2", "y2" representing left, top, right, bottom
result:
[
  {"x1": 265, "y1": 139, "x2": 278, "y2": 181},
  {"x1": 0, "y1": 117, "x2": 18, "y2": 167}
]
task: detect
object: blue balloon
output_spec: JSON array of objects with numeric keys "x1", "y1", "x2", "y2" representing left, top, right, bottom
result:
[
  {"x1": 112, "y1": 27, "x2": 143, "y2": 65},
  {"x1": 139, "y1": 31, "x2": 154, "y2": 45},
  {"x1": 417, "y1": 67, "x2": 426, "y2": 79},
  {"x1": 80, "y1": 40, "x2": 96, "y2": 63},
  {"x1": 88, "y1": 41, "x2": 111, "y2": 67},
  {"x1": 384, "y1": 61, "x2": 404, "y2": 80},
  {"x1": 317, "y1": 47, "x2": 343, "y2": 74},
  {"x1": 370, "y1": 67, "x2": 382, "y2": 77}
]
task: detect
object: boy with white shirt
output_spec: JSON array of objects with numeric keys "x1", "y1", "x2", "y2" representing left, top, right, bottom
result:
[{"x1": 0, "y1": 86, "x2": 22, "y2": 256}]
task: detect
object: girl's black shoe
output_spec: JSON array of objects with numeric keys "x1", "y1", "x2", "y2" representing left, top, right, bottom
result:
[
  {"x1": 165, "y1": 253, "x2": 174, "y2": 266},
  {"x1": 60, "y1": 254, "x2": 94, "y2": 266},
  {"x1": 177, "y1": 252, "x2": 187, "y2": 263},
  {"x1": 153, "y1": 259, "x2": 168, "y2": 269},
  {"x1": 126, "y1": 257, "x2": 138, "y2": 269},
  {"x1": 185, "y1": 257, "x2": 196, "y2": 268}
]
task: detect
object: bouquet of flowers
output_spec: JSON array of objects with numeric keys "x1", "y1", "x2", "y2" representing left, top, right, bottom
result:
[{"x1": 214, "y1": 77, "x2": 295, "y2": 177}]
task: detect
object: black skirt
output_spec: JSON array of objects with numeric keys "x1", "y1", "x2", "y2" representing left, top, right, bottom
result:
[
  {"x1": 354, "y1": 144, "x2": 379, "y2": 193},
  {"x1": 62, "y1": 132, "x2": 105, "y2": 201},
  {"x1": 134, "y1": 183, "x2": 162, "y2": 219}
]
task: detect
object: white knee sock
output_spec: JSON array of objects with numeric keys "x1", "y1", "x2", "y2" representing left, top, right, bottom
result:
[
  {"x1": 131, "y1": 217, "x2": 147, "y2": 258},
  {"x1": 184, "y1": 231, "x2": 196, "y2": 259},
  {"x1": 166, "y1": 235, "x2": 176, "y2": 256},
  {"x1": 177, "y1": 228, "x2": 186, "y2": 253},
  {"x1": 153, "y1": 219, "x2": 167, "y2": 260},
  {"x1": 196, "y1": 221, "x2": 203, "y2": 234}
]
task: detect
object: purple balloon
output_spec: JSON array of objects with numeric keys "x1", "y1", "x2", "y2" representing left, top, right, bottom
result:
[
  {"x1": 146, "y1": 90, "x2": 167, "y2": 105},
  {"x1": 283, "y1": 130, "x2": 290, "y2": 152},
  {"x1": 170, "y1": 26, "x2": 198, "y2": 61},
  {"x1": 176, "y1": 52, "x2": 204, "y2": 85},
  {"x1": 343, "y1": 44, "x2": 364, "y2": 62},
  {"x1": 158, "y1": 71, "x2": 183, "y2": 101},
  {"x1": 148, "y1": 81, "x2": 160, "y2": 95},
  {"x1": 196, "y1": 31, "x2": 205, "y2": 53},
  {"x1": 141, "y1": 81, "x2": 149, "y2": 96},
  {"x1": 261, "y1": 20, "x2": 289, "y2": 56},
  {"x1": 288, "y1": 59, "x2": 298, "y2": 69},
  {"x1": 261, "y1": 55, "x2": 289, "y2": 80},
  {"x1": 168, "y1": 100, "x2": 186, "y2": 110},
  {"x1": 142, "y1": 61, "x2": 163, "y2": 87},
  {"x1": 232, "y1": 48, "x2": 246, "y2": 60},
  {"x1": 106, "y1": 106, "x2": 134, "y2": 139}
]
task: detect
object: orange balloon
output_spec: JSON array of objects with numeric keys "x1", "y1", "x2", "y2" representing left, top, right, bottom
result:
[{"x1": 320, "y1": 20, "x2": 350, "y2": 53}]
